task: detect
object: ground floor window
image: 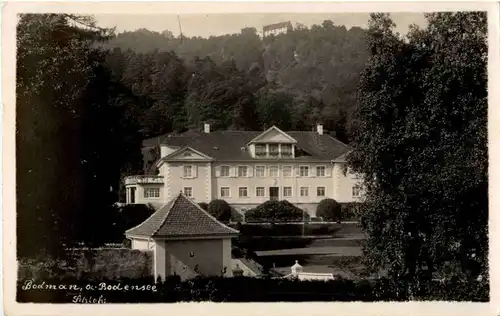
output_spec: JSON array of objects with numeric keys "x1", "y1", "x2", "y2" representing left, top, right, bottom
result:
[
  {"x1": 239, "y1": 187, "x2": 248, "y2": 197},
  {"x1": 283, "y1": 186, "x2": 293, "y2": 197},
  {"x1": 317, "y1": 186, "x2": 325, "y2": 197},
  {"x1": 256, "y1": 187, "x2": 265, "y2": 197},
  {"x1": 352, "y1": 184, "x2": 362, "y2": 197},
  {"x1": 184, "y1": 187, "x2": 193, "y2": 197},
  {"x1": 300, "y1": 187, "x2": 309, "y2": 197},
  {"x1": 221, "y1": 187, "x2": 230, "y2": 197},
  {"x1": 144, "y1": 188, "x2": 160, "y2": 198}
]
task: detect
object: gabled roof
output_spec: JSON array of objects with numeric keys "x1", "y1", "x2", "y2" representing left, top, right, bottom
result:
[
  {"x1": 247, "y1": 126, "x2": 297, "y2": 144},
  {"x1": 143, "y1": 129, "x2": 350, "y2": 162},
  {"x1": 161, "y1": 146, "x2": 214, "y2": 161},
  {"x1": 125, "y1": 193, "x2": 239, "y2": 239}
]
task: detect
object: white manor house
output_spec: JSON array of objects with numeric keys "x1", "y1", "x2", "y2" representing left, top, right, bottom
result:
[{"x1": 124, "y1": 124, "x2": 363, "y2": 216}]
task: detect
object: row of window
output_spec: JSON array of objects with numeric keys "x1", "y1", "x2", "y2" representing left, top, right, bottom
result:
[
  {"x1": 143, "y1": 185, "x2": 362, "y2": 199},
  {"x1": 254, "y1": 143, "x2": 293, "y2": 157},
  {"x1": 220, "y1": 186, "x2": 326, "y2": 198},
  {"x1": 216, "y1": 165, "x2": 328, "y2": 178}
]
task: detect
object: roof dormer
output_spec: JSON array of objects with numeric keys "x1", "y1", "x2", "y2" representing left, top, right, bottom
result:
[{"x1": 247, "y1": 126, "x2": 297, "y2": 159}]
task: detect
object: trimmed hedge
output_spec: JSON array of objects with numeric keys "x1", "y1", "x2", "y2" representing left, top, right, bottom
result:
[
  {"x1": 198, "y1": 202, "x2": 208, "y2": 211},
  {"x1": 245, "y1": 200, "x2": 310, "y2": 222},
  {"x1": 316, "y1": 199, "x2": 342, "y2": 222},
  {"x1": 16, "y1": 275, "x2": 488, "y2": 302},
  {"x1": 207, "y1": 199, "x2": 232, "y2": 222}
]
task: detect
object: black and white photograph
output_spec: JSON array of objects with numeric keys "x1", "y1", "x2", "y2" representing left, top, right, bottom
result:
[{"x1": 2, "y1": 1, "x2": 498, "y2": 315}]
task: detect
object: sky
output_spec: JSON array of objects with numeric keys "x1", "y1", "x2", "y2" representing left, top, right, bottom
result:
[{"x1": 93, "y1": 13, "x2": 428, "y2": 38}]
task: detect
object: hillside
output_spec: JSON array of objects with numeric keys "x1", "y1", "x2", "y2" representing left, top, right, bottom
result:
[{"x1": 101, "y1": 21, "x2": 370, "y2": 144}]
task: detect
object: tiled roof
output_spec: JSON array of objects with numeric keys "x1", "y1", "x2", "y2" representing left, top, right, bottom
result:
[
  {"x1": 144, "y1": 129, "x2": 350, "y2": 162},
  {"x1": 125, "y1": 193, "x2": 240, "y2": 239}
]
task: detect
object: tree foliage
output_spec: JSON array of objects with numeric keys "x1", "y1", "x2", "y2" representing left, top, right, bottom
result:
[
  {"x1": 101, "y1": 21, "x2": 369, "y2": 143},
  {"x1": 347, "y1": 12, "x2": 487, "y2": 287},
  {"x1": 17, "y1": 14, "x2": 143, "y2": 257}
]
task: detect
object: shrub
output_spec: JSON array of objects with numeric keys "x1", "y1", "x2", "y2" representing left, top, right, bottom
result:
[
  {"x1": 198, "y1": 202, "x2": 208, "y2": 211},
  {"x1": 245, "y1": 200, "x2": 308, "y2": 222},
  {"x1": 316, "y1": 198, "x2": 342, "y2": 222},
  {"x1": 207, "y1": 199, "x2": 231, "y2": 222}
]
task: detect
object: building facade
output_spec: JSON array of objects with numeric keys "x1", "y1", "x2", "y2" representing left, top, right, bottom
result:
[
  {"x1": 124, "y1": 124, "x2": 363, "y2": 216},
  {"x1": 262, "y1": 21, "x2": 293, "y2": 38}
]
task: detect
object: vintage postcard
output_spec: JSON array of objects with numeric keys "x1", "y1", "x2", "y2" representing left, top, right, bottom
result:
[{"x1": 2, "y1": 1, "x2": 499, "y2": 316}]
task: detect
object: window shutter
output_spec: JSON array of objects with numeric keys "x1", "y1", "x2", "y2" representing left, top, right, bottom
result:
[
  {"x1": 248, "y1": 166, "x2": 253, "y2": 177},
  {"x1": 266, "y1": 166, "x2": 270, "y2": 177},
  {"x1": 295, "y1": 166, "x2": 301, "y2": 177},
  {"x1": 215, "y1": 166, "x2": 221, "y2": 177},
  {"x1": 181, "y1": 165, "x2": 186, "y2": 179},
  {"x1": 193, "y1": 165, "x2": 198, "y2": 178},
  {"x1": 325, "y1": 166, "x2": 332, "y2": 177},
  {"x1": 310, "y1": 166, "x2": 317, "y2": 177},
  {"x1": 231, "y1": 167, "x2": 236, "y2": 178}
]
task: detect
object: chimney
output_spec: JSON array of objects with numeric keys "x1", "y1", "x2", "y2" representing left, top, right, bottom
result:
[
  {"x1": 317, "y1": 124, "x2": 324, "y2": 135},
  {"x1": 204, "y1": 123, "x2": 210, "y2": 133}
]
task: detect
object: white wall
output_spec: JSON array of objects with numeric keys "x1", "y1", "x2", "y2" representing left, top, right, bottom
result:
[
  {"x1": 131, "y1": 238, "x2": 152, "y2": 250},
  {"x1": 332, "y1": 163, "x2": 364, "y2": 203},
  {"x1": 164, "y1": 162, "x2": 210, "y2": 203},
  {"x1": 213, "y1": 162, "x2": 333, "y2": 204}
]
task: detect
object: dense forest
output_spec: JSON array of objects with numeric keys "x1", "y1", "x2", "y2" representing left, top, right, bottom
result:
[{"x1": 101, "y1": 21, "x2": 369, "y2": 142}]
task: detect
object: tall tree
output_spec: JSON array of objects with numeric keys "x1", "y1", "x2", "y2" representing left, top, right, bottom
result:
[
  {"x1": 348, "y1": 12, "x2": 487, "y2": 291},
  {"x1": 16, "y1": 14, "x2": 142, "y2": 256}
]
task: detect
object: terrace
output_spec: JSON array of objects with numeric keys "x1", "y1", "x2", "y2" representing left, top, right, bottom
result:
[{"x1": 124, "y1": 175, "x2": 164, "y2": 185}]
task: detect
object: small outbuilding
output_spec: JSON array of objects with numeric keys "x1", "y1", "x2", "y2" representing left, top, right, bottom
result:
[{"x1": 125, "y1": 193, "x2": 239, "y2": 281}]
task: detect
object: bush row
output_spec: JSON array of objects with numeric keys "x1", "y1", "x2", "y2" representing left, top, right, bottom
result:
[{"x1": 16, "y1": 275, "x2": 488, "y2": 302}]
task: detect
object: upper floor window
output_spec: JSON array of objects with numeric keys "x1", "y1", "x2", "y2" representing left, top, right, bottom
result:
[
  {"x1": 183, "y1": 165, "x2": 192, "y2": 178},
  {"x1": 220, "y1": 166, "x2": 230, "y2": 177},
  {"x1": 269, "y1": 166, "x2": 279, "y2": 177},
  {"x1": 238, "y1": 166, "x2": 248, "y2": 177},
  {"x1": 183, "y1": 187, "x2": 193, "y2": 197},
  {"x1": 144, "y1": 188, "x2": 160, "y2": 198},
  {"x1": 316, "y1": 166, "x2": 326, "y2": 177},
  {"x1": 352, "y1": 185, "x2": 362, "y2": 198},
  {"x1": 255, "y1": 144, "x2": 266, "y2": 157},
  {"x1": 269, "y1": 144, "x2": 279, "y2": 157},
  {"x1": 282, "y1": 165, "x2": 293, "y2": 177},
  {"x1": 281, "y1": 144, "x2": 292, "y2": 157},
  {"x1": 255, "y1": 166, "x2": 266, "y2": 177},
  {"x1": 299, "y1": 166, "x2": 309, "y2": 177}
]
